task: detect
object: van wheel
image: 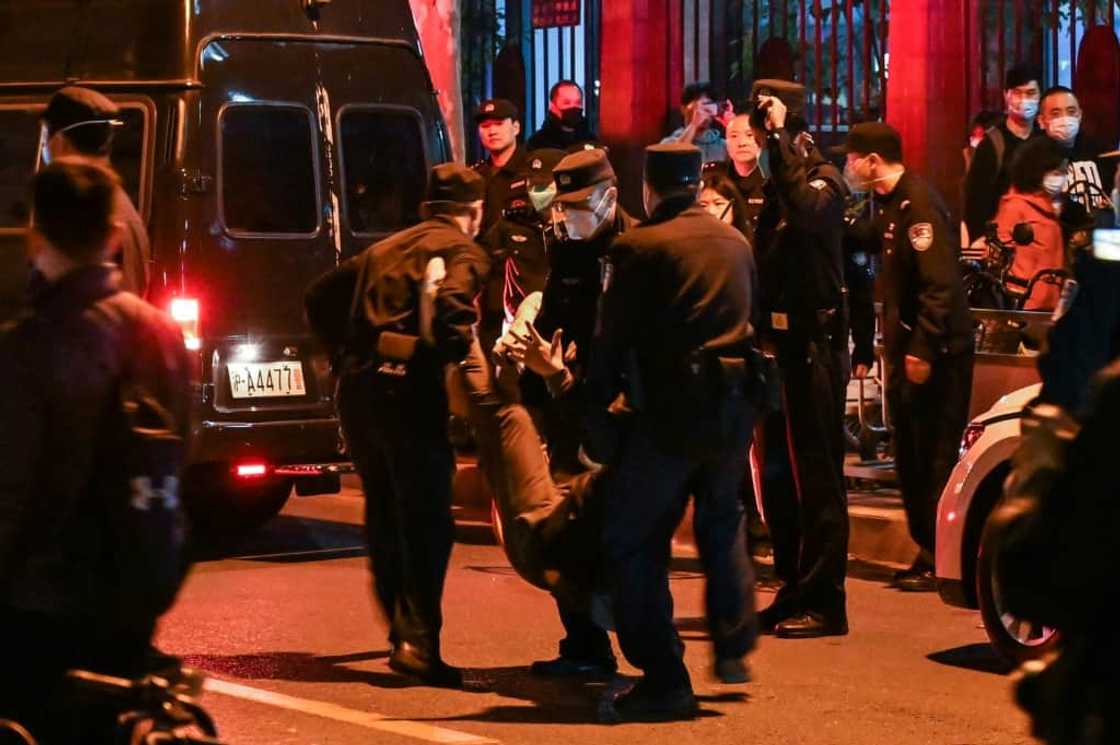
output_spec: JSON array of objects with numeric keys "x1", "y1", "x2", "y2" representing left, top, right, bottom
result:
[
  {"x1": 490, "y1": 498, "x2": 506, "y2": 547},
  {"x1": 976, "y1": 514, "x2": 1060, "y2": 664},
  {"x1": 182, "y1": 464, "x2": 293, "y2": 539}
]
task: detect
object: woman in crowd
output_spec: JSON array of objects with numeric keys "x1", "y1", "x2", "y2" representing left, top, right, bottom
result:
[{"x1": 995, "y1": 135, "x2": 1069, "y2": 311}]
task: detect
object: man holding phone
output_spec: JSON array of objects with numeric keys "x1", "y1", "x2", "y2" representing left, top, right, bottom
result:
[{"x1": 662, "y1": 81, "x2": 732, "y2": 165}]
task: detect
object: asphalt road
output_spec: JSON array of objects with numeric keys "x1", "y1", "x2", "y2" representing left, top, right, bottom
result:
[{"x1": 157, "y1": 488, "x2": 1036, "y2": 745}]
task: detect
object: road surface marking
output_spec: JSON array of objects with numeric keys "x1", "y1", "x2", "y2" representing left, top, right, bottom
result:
[{"x1": 204, "y1": 678, "x2": 498, "y2": 744}]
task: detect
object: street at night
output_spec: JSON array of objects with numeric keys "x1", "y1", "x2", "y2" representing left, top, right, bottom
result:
[{"x1": 156, "y1": 486, "x2": 1033, "y2": 745}]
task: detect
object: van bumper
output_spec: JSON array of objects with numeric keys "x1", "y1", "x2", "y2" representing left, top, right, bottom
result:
[{"x1": 191, "y1": 416, "x2": 344, "y2": 468}]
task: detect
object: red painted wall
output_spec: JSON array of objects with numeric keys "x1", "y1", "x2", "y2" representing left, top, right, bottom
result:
[
  {"x1": 886, "y1": 0, "x2": 974, "y2": 216},
  {"x1": 599, "y1": 0, "x2": 678, "y2": 216}
]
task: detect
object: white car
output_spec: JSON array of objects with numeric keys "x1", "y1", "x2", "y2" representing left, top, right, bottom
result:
[{"x1": 934, "y1": 383, "x2": 1059, "y2": 663}]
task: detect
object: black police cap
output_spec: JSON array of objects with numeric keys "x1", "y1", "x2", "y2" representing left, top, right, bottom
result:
[
  {"x1": 644, "y1": 143, "x2": 702, "y2": 192},
  {"x1": 425, "y1": 163, "x2": 485, "y2": 204},
  {"x1": 42, "y1": 86, "x2": 122, "y2": 135},
  {"x1": 834, "y1": 122, "x2": 903, "y2": 163},
  {"x1": 750, "y1": 78, "x2": 806, "y2": 119},
  {"x1": 553, "y1": 148, "x2": 617, "y2": 205},
  {"x1": 474, "y1": 98, "x2": 519, "y2": 123},
  {"x1": 526, "y1": 148, "x2": 567, "y2": 188}
]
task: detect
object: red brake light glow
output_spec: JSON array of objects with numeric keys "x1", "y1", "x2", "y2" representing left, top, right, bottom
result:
[
  {"x1": 168, "y1": 298, "x2": 202, "y2": 351},
  {"x1": 235, "y1": 462, "x2": 269, "y2": 479}
]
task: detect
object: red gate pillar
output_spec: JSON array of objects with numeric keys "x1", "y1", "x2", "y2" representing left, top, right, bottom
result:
[
  {"x1": 599, "y1": 0, "x2": 681, "y2": 216},
  {"x1": 886, "y1": 0, "x2": 975, "y2": 215}
]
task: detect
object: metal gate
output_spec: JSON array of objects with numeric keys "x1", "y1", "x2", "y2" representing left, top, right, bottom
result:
[
  {"x1": 976, "y1": 0, "x2": 1120, "y2": 104},
  {"x1": 681, "y1": 0, "x2": 890, "y2": 135},
  {"x1": 459, "y1": 0, "x2": 601, "y2": 162}
]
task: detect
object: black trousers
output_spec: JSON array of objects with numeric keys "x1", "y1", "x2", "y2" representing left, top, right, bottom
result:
[
  {"x1": 0, "y1": 607, "x2": 153, "y2": 745},
  {"x1": 338, "y1": 368, "x2": 455, "y2": 659},
  {"x1": 603, "y1": 399, "x2": 758, "y2": 693},
  {"x1": 888, "y1": 350, "x2": 974, "y2": 557},
  {"x1": 763, "y1": 334, "x2": 849, "y2": 620}
]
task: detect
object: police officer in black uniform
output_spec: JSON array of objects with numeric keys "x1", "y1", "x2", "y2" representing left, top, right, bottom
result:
[
  {"x1": 304, "y1": 164, "x2": 490, "y2": 688},
  {"x1": 749, "y1": 80, "x2": 852, "y2": 638},
  {"x1": 473, "y1": 98, "x2": 529, "y2": 351},
  {"x1": 592, "y1": 143, "x2": 758, "y2": 722},
  {"x1": 481, "y1": 148, "x2": 566, "y2": 335},
  {"x1": 497, "y1": 147, "x2": 632, "y2": 679},
  {"x1": 723, "y1": 111, "x2": 768, "y2": 239},
  {"x1": 838, "y1": 123, "x2": 974, "y2": 591}
]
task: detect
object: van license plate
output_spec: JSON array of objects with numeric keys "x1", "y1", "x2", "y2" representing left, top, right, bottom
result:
[{"x1": 228, "y1": 361, "x2": 307, "y2": 399}]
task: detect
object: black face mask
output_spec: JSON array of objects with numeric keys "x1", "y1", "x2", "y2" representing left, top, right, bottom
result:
[{"x1": 559, "y1": 107, "x2": 584, "y2": 129}]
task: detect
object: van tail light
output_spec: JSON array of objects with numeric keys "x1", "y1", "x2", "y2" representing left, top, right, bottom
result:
[
  {"x1": 234, "y1": 461, "x2": 270, "y2": 480},
  {"x1": 169, "y1": 298, "x2": 201, "y2": 351},
  {"x1": 959, "y1": 423, "x2": 986, "y2": 459}
]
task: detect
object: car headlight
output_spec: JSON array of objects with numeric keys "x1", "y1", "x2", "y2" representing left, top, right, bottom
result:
[{"x1": 959, "y1": 422, "x2": 986, "y2": 458}]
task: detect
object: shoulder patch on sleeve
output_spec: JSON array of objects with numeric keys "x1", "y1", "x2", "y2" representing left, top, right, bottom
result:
[
  {"x1": 908, "y1": 222, "x2": 934, "y2": 252},
  {"x1": 809, "y1": 179, "x2": 828, "y2": 191}
]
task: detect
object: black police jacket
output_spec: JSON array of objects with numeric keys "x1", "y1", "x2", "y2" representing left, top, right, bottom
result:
[
  {"x1": 722, "y1": 162, "x2": 767, "y2": 242},
  {"x1": 754, "y1": 130, "x2": 848, "y2": 335},
  {"x1": 591, "y1": 200, "x2": 756, "y2": 453},
  {"x1": 304, "y1": 216, "x2": 489, "y2": 372},
  {"x1": 874, "y1": 172, "x2": 973, "y2": 362},
  {"x1": 519, "y1": 210, "x2": 632, "y2": 474},
  {"x1": 474, "y1": 145, "x2": 530, "y2": 237},
  {"x1": 0, "y1": 265, "x2": 191, "y2": 619},
  {"x1": 480, "y1": 210, "x2": 551, "y2": 326}
]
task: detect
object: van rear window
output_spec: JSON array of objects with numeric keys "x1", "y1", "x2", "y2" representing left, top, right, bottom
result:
[
  {"x1": 0, "y1": 108, "x2": 41, "y2": 228},
  {"x1": 220, "y1": 105, "x2": 319, "y2": 236},
  {"x1": 339, "y1": 107, "x2": 426, "y2": 236}
]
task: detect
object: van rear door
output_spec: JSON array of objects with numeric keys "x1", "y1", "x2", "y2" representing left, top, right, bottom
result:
[
  {"x1": 314, "y1": 41, "x2": 448, "y2": 258},
  {"x1": 194, "y1": 39, "x2": 337, "y2": 413}
]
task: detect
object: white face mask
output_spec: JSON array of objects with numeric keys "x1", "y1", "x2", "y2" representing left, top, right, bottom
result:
[
  {"x1": 1046, "y1": 115, "x2": 1080, "y2": 145},
  {"x1": 558, "y1": 188, "x2": 615, "y2": 241},
  {"x1": 1043, "y1": 173, "x2": 1068, "y2": 197},
  {"x1": 969, "y1": 135, "x2": 983, "y2": 150}
]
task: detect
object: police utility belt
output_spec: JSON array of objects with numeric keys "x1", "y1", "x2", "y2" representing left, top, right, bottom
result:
[{"x1": 767, "y1": 307, "x2": 840, "y2": 336}]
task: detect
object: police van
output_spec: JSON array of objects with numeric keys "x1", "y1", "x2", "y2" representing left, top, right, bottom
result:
[{"x1": 0, "y1": 0, "x2": 450, "y2": 531}]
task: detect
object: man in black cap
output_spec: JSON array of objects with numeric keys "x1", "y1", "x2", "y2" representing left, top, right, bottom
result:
[
  {"x1": 527, "y1": 80, "x2": 598, "y2": 151},
  {"x1": 472, "y1": 98, "x2": 529, "y2": 235},
  {"x1": 964, "y1": 63, "x2": 1043, "y2": 245},
  {"x1": 748, "y1": 78, "x2": 852, "y2": 638},
  {"x1": 840, "y1": 122, "x2": 974, "y2": 592},
  {"x1": 590, "y1": 142, "x2": 758, "y2": 722},
  {"x1": 472, "y1": 98, "x2": 529, "y2": 352},
  {"x1": 304, "y1": 163, "x2": 490, "y2": 688},
  {"x1": 40, "y1": 86, "x2": 150, "y2": 297}
]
